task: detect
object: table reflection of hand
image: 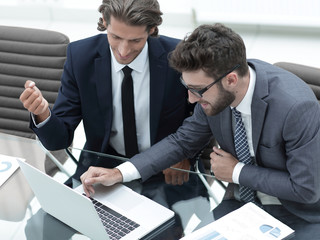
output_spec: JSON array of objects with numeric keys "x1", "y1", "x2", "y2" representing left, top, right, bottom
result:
[{"x1": 163, "y1": 159, "x2": 190, "y2": 185}]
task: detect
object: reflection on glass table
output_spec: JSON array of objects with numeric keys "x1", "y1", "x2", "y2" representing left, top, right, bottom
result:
[
  {"x1": 18, "y1": 158, "x2": 176, "y2": 240},
  {"x1": 64, "y1": 147, "x2": 227, "y2": 238},
  {"x1": 1, "y1": 135, "x2": 227, "y2": 240}
]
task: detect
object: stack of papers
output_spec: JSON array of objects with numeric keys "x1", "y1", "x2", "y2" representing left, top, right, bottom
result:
[
  {"x1": 0, "y1": 154, "x2": 25, "y2": 187},
  {"x1": 181, "y1": 202, "x2": 294, "y2": 240}
]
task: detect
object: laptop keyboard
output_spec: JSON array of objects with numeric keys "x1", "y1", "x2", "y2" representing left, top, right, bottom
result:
[{"x1": 88, "y1": 196, "x2": 140, "y2": 240}]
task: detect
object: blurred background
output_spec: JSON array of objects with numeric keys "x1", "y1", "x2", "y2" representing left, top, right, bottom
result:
[{"x1": 0, "y1": 0, "x2": 319, "y2": 68}]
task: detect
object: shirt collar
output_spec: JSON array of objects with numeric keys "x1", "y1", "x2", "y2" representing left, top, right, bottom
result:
[
  {"x1": 111, "y1": 41, "x2": 148, "y2": 73},
  {"x1": 232, "y1": 65, "x2": 256, "y2": 115}
]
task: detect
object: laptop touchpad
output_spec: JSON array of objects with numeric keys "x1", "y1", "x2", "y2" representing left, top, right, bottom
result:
[{"x1": 93, "y1": 184, "x2": 144, "y2": 211}]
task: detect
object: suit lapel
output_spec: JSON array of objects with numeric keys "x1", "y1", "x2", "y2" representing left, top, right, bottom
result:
[
  {"x1": 94, "y1": 37, "x2": 113, "y2": 150},
  {"x1": 249, "y1": 61, "x2": 268, "y2": 156},
  {"x1": 218, "y1": 61, "x2": 269, "y2": 159},
  {"x1": 148, "y1": 37, "x2": 168, "y2": 145},
  {"x1": 251, "y1": 95, "x2": 268, "y2": 155},
  {"x1": 220, "y1": 108, "x2": 237, "y2": 156}
]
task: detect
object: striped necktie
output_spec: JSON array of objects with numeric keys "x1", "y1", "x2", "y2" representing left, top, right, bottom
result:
[{"x1": 232, "y1": 108, "x2": 256, "y2": 202}]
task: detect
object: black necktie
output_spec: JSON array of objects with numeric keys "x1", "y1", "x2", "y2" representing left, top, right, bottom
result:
[{"x1": 121, "y1": 66, "x2": 139, "y2": 157}]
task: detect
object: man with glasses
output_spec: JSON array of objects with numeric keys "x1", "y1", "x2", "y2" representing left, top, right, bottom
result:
[
  {"x1": 179, "y1": 64, "x2": 241, "y2": 98},
  {"x1": 81, "y1": 23, "x2": 320, "y2": 238}
]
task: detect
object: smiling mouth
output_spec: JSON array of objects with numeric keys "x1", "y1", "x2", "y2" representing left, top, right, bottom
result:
[
  {"x1": 117, "y1": 51, "x2": 131, "y2": 59},
  {"x1": 119, "y1": 55, "x2": 130, "y2": 60},
  {"x1": 200, "y1": 103, "x2": 209, "y2": 109},
  {"x1": 119, "y1": 57, "x2": 130, "y2": 61}
]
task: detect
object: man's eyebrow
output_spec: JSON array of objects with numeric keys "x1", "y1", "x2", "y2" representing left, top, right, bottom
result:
[
  {"x1": 110, "y1": 33, "x2": 121, "y2": 38},
  {"x1": 129, "y1": 37, "x2": 143, "y2": 41}
]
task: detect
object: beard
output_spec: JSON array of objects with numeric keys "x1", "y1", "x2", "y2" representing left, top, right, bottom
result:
[{"x1": 200, "y1": 84, "x2": 235, "y2": 116}]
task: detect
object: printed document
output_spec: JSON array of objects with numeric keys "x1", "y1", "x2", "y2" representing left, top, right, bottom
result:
[
  {"x1": 0, "y1": 154, "x2": 25, "y2": 187},
  {"x1": 181, "y1": 202, "x2": 294, "y2": 240}
]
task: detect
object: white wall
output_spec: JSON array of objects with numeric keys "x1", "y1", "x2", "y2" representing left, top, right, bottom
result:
[{"x1": 0, "y1": 0, "x2": 319, "y2": 67}]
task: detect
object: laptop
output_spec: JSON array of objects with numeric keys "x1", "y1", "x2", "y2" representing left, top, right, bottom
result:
[{"x1": 17, "y1": 159, "x2": 174, "y2": 240}]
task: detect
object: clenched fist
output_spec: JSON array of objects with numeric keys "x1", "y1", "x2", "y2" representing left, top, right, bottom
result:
[{"x1": 19, "y1": 80, "x2": 50, "y2": 123}]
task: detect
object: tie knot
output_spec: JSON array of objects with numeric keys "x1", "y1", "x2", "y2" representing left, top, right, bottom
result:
[
  {"x1": 232, "y1": 108, "x2": 241, "y2": 119},
  {"x1": 122, "y1": 66, "x2": 133, "y2": 77}
]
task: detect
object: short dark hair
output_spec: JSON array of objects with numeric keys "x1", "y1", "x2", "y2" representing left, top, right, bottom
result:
[
  {"x1": 169, "y1": 23, "x2": 248, "y2": 79},
  {"x1": 97, "y1": 0, "x2": 163, "y2": 37}
]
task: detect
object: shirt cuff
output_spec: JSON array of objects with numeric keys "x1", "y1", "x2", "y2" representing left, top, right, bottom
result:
[
  {"x1": 116, "y1": 162, "x2": 141, "y2": 182},
  {"x1": 232, "y1": 162, "x2": 245, "y2": 184},
  {"x1": 31, "y1": 110, "x2": 51, "y2": 128}
]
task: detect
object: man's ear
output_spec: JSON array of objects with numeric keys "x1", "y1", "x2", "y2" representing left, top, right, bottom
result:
[{"x1": 223, "y1": 73, "x2": 238, "y2": 89}]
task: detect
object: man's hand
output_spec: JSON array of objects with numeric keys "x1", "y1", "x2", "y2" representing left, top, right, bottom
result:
[
  {"x1": 80, "y1": 167, "x2": 123, "y2": 197},
  {"x1": 19, "y1": 80, "x2": 50, "y2": 123},
  {"x1": 162, "y1": 159, "x2": 190, "y2": 185},
  {"x1": 210, "y1": 147, "x2": 238, "y2": 182}
]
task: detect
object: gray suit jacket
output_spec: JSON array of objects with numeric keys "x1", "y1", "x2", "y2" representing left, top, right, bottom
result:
[{"x1": 131, "y1": 59, "x2": 320, "y2": 223}]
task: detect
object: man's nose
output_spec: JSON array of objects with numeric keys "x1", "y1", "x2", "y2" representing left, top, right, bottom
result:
[
  {"x1": 188, "y1": 91, "x2": 201, "y2": 104},
  {"x1": 118, "y1": 41, "x2": 130, "y2": 56}
]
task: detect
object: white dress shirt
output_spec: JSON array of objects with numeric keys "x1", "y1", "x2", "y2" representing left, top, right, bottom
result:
[
  {"x1": 33, "y1": 42, "x2": 151, "y2": 157},
  {"x1": 109, "y1": 42, "x2": 151, "y2": 156}
]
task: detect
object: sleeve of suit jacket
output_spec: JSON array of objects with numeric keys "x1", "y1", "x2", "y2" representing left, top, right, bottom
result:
[
  {"x1": 130, "y1": 104, "x2": 213, "y2": 181},
  {"x1": 30, "y1": 39, "x2": 85, "y2": 149}
]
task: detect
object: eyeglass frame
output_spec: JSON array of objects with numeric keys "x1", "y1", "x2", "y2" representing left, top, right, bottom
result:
[{"x1": 180, "y1": 64, "x2": 241, "y2": 98}]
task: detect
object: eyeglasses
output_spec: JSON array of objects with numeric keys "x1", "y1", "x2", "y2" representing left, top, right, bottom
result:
[{"x1": 180, "y1": 64, "x2": 241, "y2": 98}]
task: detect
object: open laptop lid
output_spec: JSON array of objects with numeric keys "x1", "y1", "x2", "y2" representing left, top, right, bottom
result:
[
  {"x1": 18, "y1": 159, "x2": 109, "y2": 240},
  {"x1": 18, "y1": 159, "x2": 175, "y2": 240}
]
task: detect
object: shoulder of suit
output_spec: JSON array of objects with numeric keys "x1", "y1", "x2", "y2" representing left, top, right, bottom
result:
[{"x1": 67, "y1": 34, "x2": 109, "y2": 58}]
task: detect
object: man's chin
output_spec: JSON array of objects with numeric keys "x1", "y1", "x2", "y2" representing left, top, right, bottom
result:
[
  {"x1": 202, "y1": 107, "x2": 214, "y2": 116},
  {"x1": 203, "y1": 106, "x2": 226, "y2": 116},
  {"x1": 116, "y1": 58, "x2": 133, "y2": 65}
]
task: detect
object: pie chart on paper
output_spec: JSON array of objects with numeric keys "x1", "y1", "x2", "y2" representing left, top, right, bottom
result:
[{"x1": 260, "y1": 224, "x2": 281, "y2": 238}]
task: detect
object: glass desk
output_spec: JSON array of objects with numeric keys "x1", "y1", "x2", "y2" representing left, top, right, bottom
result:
[{"x1": 0, "y1": 133, "x2": 226, "y2": 240}]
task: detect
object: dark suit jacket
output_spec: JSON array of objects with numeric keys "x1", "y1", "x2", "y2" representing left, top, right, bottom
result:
[
  {"x1": 130, "y1": 59, "x2": 320, "y2": 223},
  {"x1": 31, "y1": 34, "x2": 191, "y2": 159}
]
